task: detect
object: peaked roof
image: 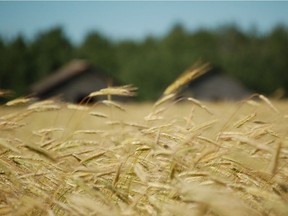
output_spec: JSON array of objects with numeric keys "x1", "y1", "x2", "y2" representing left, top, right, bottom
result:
[
  {"x1": 31, "y1": 59, "x2": 106, "y2": 95},
  {"x1": 184, "y1": 66, "x2": 251, "y2": 100}
]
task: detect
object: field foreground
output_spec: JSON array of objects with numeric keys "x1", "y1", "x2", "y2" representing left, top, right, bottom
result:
[{"x1": 0, "y1": 99, "x2": 288, "y2": 216}]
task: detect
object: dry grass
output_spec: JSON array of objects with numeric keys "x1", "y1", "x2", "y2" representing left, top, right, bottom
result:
[{"x1": 1, "y1": 79, "x2": 288, "y2": 215}]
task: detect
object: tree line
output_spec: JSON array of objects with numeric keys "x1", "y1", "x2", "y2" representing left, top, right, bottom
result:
[{"x1": 0, "y1": 23, "x2": 288, "y2": 101}]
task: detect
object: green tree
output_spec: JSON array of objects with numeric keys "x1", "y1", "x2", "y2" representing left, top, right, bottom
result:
[
  {"x1": 0, "y1": 36, "x2": 7, "y2": 90},
  {"x1": 216, "y1": 25, "x2": 263, "y2": 92},
  {"x1": 76, "y1": 31, "x2": 117, "y2": 78},
  {"x1": 1, "y1": 36, "x2": 31, "y2": 96},
  {"x1": 115, "y1": 39, "x2": 165, "y2": 100},
  {"x1": 1, "y1": 24, "x2": 288, "y2": 101},
  {"x1": 30, "y1": 27, "x2": 73, "y2": 82},
  {"x1": 189, "y1": 29, "x2": 219, "y2": 63},
  {"x1": 264, "y1": 25, "x2": 288, "y2": 95}
]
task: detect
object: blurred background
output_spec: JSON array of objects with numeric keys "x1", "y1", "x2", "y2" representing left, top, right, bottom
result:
[{"x1": 0, "y1": 1, "x2": 288, "y2": 101}]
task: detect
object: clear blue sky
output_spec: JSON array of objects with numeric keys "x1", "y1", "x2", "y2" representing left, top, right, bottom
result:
[{"x1": 0, "y1": 1, "x2": 288, "y2": 44}]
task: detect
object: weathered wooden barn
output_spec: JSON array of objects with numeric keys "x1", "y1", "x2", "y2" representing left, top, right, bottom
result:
[
  {"x1": 31, "y1": 60, "x2": 113, "y2": 103},
  {"x1": 182, "y1": 67, "x2": 252, "y2": 101}
]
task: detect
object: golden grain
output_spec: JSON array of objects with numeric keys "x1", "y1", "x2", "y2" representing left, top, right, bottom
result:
[
  {"x1": 0, "y1": 121, "x2": 27, "y2": 130},
  {"x1": 134, "y1": 163, "x2": 148, "y2": 183},
  {"x1": 88, "y1": 111, "x2": 108, "y2": 118},
  {"x1": 187, "y1": 97, "x2": 214, "y2": 115},
  {"x1": 88, "y1": 85, "x2": 137, "y2": 98},
  {"x1": 33, "y1": 128, "x2": 64, "y2": 136},
  {"x1": 268, "y1": 141, "x2": 282, "y2": 175},
  {"x1": 153, "y1": 93, "x2": 176, "y2": 108},
  {"x1": 24, "y1": 143, "x2": 57, "y2": 162},
  {"x1": 66, "y1": 103, "x2": 89, "y2": 111},
  {"x1": 0, "y1": 138, "x2": 20, "y2": 153},
  {"x1": 178, "y1": 181, "x2": 259, "y2": 216},
  {"x1": 73, "y1": 129, "x2": 105, "y2": 135},
  {"x1": 101, "y1": 100, "x2": 126, "y2": 111},
  {"x1": 80, "y1": 151, "x2": 106, "y2": 165},
  {"x1": 5, "y1": 97, "x2": 33, "y2": 106},
  {"x1": 233, "y1": 112, "x2": 256, "y2": 128},
  {"x1": 1, "y1": 87, "x2": 288, "y2": 216},
  {"x1": 258, "y1": 94, "x2": 279, "y2": 113},
  {"x1": 163, "y1": 62, "x2": 211, "y2": 95},
  {"x1": 28, "y1": 100, "x2": 58, "y2": 109},
  {"x1": 188, "y1": 119, "x2": 218, "y2": 132},
  {"x1": 113, "y1": 162, "x2": 123, "y2": 187}
]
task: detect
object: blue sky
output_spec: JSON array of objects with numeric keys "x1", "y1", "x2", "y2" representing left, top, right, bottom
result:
[{"x1": 0, "y1": 1, "x2": 288, "y2": 44}]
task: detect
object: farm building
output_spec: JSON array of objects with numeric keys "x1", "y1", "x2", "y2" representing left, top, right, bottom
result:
[
  {"x1": 31, "y1": 59, "x2": 115, "y2": 103},
  {"x1": 181, "y1": 67, "x2": 252, "y2": 101}
]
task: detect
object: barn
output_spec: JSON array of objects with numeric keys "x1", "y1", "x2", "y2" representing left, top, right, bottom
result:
[
  {"x1": 181, "y1": 67, "x2": 252, "y2": 101},
  {"x1": 31, "y1": 59, "x2": 113, "y2": 103}
]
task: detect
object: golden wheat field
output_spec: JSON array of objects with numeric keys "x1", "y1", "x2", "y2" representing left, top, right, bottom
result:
[
  {"x1": 1, "y1": 64, "x2": 288, "y2": 216},
  {"x1": 0, "y1": 95, "x2": 288, "y2": 216}
]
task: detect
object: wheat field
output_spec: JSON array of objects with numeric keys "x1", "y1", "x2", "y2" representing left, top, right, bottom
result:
[
  {"x1": 0, "y1": 95, "x2": 288, "y2": 216},
  {"x1": 1, "y1": 64, "x2": 288, "y2": 216}
]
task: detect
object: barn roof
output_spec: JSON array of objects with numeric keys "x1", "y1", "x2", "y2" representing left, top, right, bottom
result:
[
  {"x1": 31, "y1": 59, "x2": 107, "y2": 96},
  {"x1": 183, "y1": 66, "x2": 252, "y2": 100}
]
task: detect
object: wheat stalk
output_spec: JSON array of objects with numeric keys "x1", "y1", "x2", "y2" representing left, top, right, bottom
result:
[
  {"x1": 163, "y1": 62, "x2": 211, "y2": 95},
  {"x1": 6, "y1": 97, "x2": 33, "y2": 106},
  {"x1": 88, "y1": 85, "x2": 137, "y2": 98}
]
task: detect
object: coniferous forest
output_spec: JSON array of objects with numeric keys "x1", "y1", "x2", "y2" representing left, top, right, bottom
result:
[{"x1": 0, "y1": 24, "x2": 288, "y2": 101}]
